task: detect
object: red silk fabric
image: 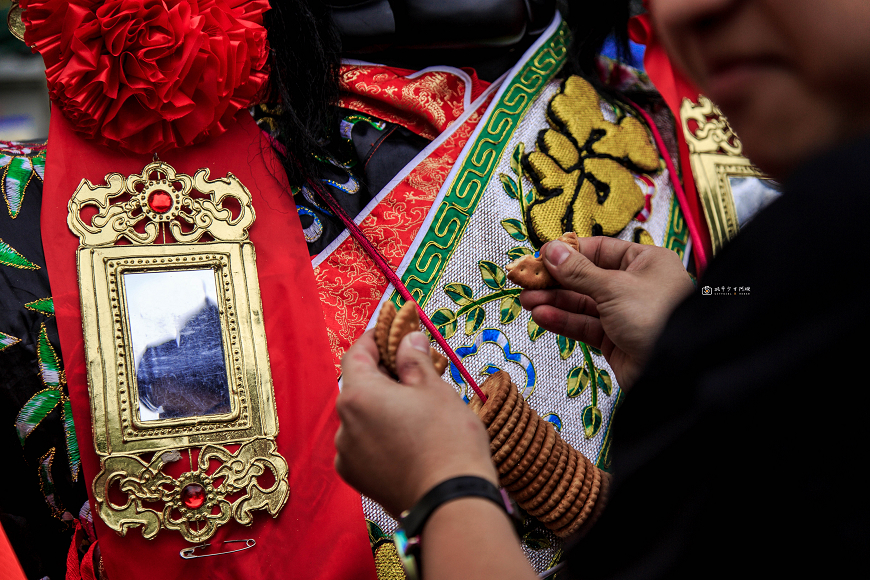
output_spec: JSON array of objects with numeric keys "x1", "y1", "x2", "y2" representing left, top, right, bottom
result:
[
  {"x1": 629, "y1": 12, "x2": 712, "y2": 272},
  {"x1": 338, "y1": 64, "x2": 490, "y2": 140},
  {"x1": 315, "y1": 95, "x2": 495, "y2": 375},
  {"x1": 41, "y1": 108, "x2": 376, "y2": 580}
]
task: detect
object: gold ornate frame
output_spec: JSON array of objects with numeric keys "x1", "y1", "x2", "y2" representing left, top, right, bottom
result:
[
  {"x1": 69, "y1": 160, "x2": 287, "y2": 543},
  {"x1": 689, "y1": 153, "x2": 765, "y2": 255},
  {"x1": 680, "y1": 96, "x2": 766, "y2": 255}
]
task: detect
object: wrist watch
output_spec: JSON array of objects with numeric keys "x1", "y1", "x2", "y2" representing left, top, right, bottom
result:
[{"x1": 392, "y1": 476, "x2": 520, "y2": 580}]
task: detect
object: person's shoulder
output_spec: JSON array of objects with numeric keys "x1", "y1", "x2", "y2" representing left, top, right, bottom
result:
[{"x1": 784, "y1": 132, "x2": 870, "y2": 213}]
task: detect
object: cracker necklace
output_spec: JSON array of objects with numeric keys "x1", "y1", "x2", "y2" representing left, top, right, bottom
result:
[{"x1": 371, "y1": 286, "x2": 610, "y2": 540}]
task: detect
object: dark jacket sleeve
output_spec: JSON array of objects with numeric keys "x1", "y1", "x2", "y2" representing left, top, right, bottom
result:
[{"x1": 565, "y1": 134, "x2": 870, "y2": 580}]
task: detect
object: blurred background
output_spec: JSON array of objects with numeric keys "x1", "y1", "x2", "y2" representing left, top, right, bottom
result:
[{"x1": 1, "y1": 0, "x2": 49, "y2": 142}]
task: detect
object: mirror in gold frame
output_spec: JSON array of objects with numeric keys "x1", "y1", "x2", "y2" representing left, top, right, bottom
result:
[{"x1": 69, "y1": 160, "x2": 286, "y2": 543}]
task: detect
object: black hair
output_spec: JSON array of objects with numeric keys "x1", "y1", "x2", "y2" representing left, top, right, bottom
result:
[
  {"x1": 265, "y1": 1, "x2": 633, "y2": 186},
  {"x1": 263, "y1": 0, "x2": 341, "y2": 186},
  {"x1": 559, "y1": 0, "x2": 632, "y2": 79}
]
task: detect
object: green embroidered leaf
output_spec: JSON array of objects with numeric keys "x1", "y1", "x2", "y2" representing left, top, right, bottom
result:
[
  {"x1": 522, "y1": 528, "x2": 551, "y2": 551},
  {"x1": 499, "y1": 173, "x2": 519, "y2": 200},
  {"x1": 581, "y1": 405, "x2": 603, "y2": 439},
  {"x1": 16, "y1": 389, "x2": 62, "y2": 445},
  {"x1": 431, "y1": 308, "x2": 458, "y2": 339},
  {"x1": 37, "y1": 324, "x2": 63, "y2": 388},
  {"x1": 464, "y1": 306, "x2": 485, "y2": 335},
  {"x1": 597, "y1": 368, "x2": 613, "y2": 397},
  {"x1": 38, "y1": 448, "x2": 56, "y2": 497},
  {"x1": 1, "y1": 331, "x2": 20, "y2": 352},
  {"x1": 3, "y1": 156, "x2": 33, "y2": 218},
  {"x1": 500, "y1": 295, "x2": 522, "y2": 324},
  {"x1": 0, "y1": 238, "x2": 39, "y2": 269},
  {"x1": 511, "y1": 142, "x2": 525, "y2": 176},
  {"x1": 589, "y1": 346, "x2": 603, "y2": 356},
  {"x1": 507, "y1": 246, "x2": 533, "y2": 261},
  {"x1": 31, "y1": 151, "x2": 46, "y2": 181},
  {"x1": 501, "y1": 218, "x2": 528, "y2": 241},
  {"x1": 557, "y1": 334, "x2": 577, "y2": 360},
  {"x1": 567, "y1": 365, "x2": 591, "y2": 398},
  {"x1": 612, "y1": 102, "x2": 624, "y2": 120},
  {"x1": 38, "y1": 448, "x2": 65, "y2": 517},
  {"x1": 62, "y1": 398, "x2": 80, "y2": 481},
  {"x1": 444, "y1": 283, "x2": 474, "y2": 306},
  {"x1": 528, "y1": 317, "x2": 546, "y2": 342},
  {"x1": 478, "y1": 260, "x2": 506, "y2": 290},
  {"x1": 25, "y1": 297, "x2": 54, "y2": 317}
]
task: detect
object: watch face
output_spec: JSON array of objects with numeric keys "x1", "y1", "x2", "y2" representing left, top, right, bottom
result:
[{"x1": 392, "y1": 530, "x2": 421, "y2": 580}]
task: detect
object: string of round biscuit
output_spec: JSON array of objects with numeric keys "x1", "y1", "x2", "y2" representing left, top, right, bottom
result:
[{"x1": 467, "y1": 371, "x2": 609, "y2": 537}]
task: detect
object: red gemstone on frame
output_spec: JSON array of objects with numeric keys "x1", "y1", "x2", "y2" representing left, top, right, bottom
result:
[
  {"x1": 181, "y1": 484, "x2": 205, "y2": 509},
  {"x1": 148, "y1": 190, "x2": 173, "y2": 213}
]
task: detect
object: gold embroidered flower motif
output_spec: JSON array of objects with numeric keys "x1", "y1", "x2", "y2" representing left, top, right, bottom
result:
[{"x1": 523, "y1": 76, "x2": 660, "y2": 245}]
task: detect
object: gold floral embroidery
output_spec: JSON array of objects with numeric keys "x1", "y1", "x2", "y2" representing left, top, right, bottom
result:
[{"x1": 524, "y1": 76, "x2": 660, "y2": 245}]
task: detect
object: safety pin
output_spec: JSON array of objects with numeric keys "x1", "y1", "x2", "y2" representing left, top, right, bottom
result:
[{"x1": 180, "y1": 539, "x2": 256, "y2": 559}]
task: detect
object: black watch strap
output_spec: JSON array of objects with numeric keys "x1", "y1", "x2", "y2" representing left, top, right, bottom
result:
[{"x1": 399, "y1": 476, "x2": 511, "y2": 538}]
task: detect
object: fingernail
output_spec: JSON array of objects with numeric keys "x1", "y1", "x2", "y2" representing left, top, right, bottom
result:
[
  {"x1": 545, "y1": 241, "x2": 570, "y2": 266},
  {"x1": 406, "y1": 332, "x2": 430, "y2": 354}
]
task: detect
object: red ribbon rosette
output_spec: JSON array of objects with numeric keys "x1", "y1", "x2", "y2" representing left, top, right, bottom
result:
[{"x1": 21, "y1": 0, "x2": 270, "y2": 154}]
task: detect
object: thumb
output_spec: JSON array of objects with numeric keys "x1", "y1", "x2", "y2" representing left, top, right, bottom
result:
[
  {"x1": 395, "y1": 332, "x2": 440, "y2": 386},
  {"x1": 543, "y1": 240, "x2": 611, "y2": 301}
]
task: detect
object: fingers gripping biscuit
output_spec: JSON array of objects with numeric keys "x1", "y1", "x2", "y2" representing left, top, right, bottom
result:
[
  {"x1": 506, "y1": 254, "x2": 555, "y2": 289},
  {"x1": 505, "y1": 232, "x2": 581, "y2": 289},
  {"x1": 374, "y1": 301, "x2": 449, "y2": 378}
]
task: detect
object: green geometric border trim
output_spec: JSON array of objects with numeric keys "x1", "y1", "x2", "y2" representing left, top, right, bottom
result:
[
  {"x1": 664, "y1": 194, "x2": 690, "y2": 261},
  {"x1": 392, "y1": 21, "x2": 570, "y2": 308}
]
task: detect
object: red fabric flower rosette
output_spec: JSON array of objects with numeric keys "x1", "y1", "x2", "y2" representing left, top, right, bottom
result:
[{"x1": 20, "y1": 0, "x2": 270, "y2": 154}]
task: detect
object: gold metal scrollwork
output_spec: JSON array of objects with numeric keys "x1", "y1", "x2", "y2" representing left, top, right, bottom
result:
[
  {"x1": 7, "y1": 1, "x2": 26, "y2": 43},
  {"x1": 93, "y1": 439, "x2": 288, "y2": 543},
  {"x1": 680, "y1": 96, "x2": 774, "y2": 254},
  {"x1": 67, "y1": 160, "x2": 255, "y2": 246},
  {"x1": 71, "y1": 160, "x2": 287, "y2": 543}
]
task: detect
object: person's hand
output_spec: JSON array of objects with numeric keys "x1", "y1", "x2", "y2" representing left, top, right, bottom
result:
[
  {"x1": 335, "y1": 330, "x2": 497, "y2": 517},
  {"x1": 520, "y1": 237, "x2": 694, "y2": 389}
]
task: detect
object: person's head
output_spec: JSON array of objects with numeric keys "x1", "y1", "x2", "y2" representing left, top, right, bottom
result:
[{"x1": 651, "y1": 0, "x2": 870, "y2": 179}]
